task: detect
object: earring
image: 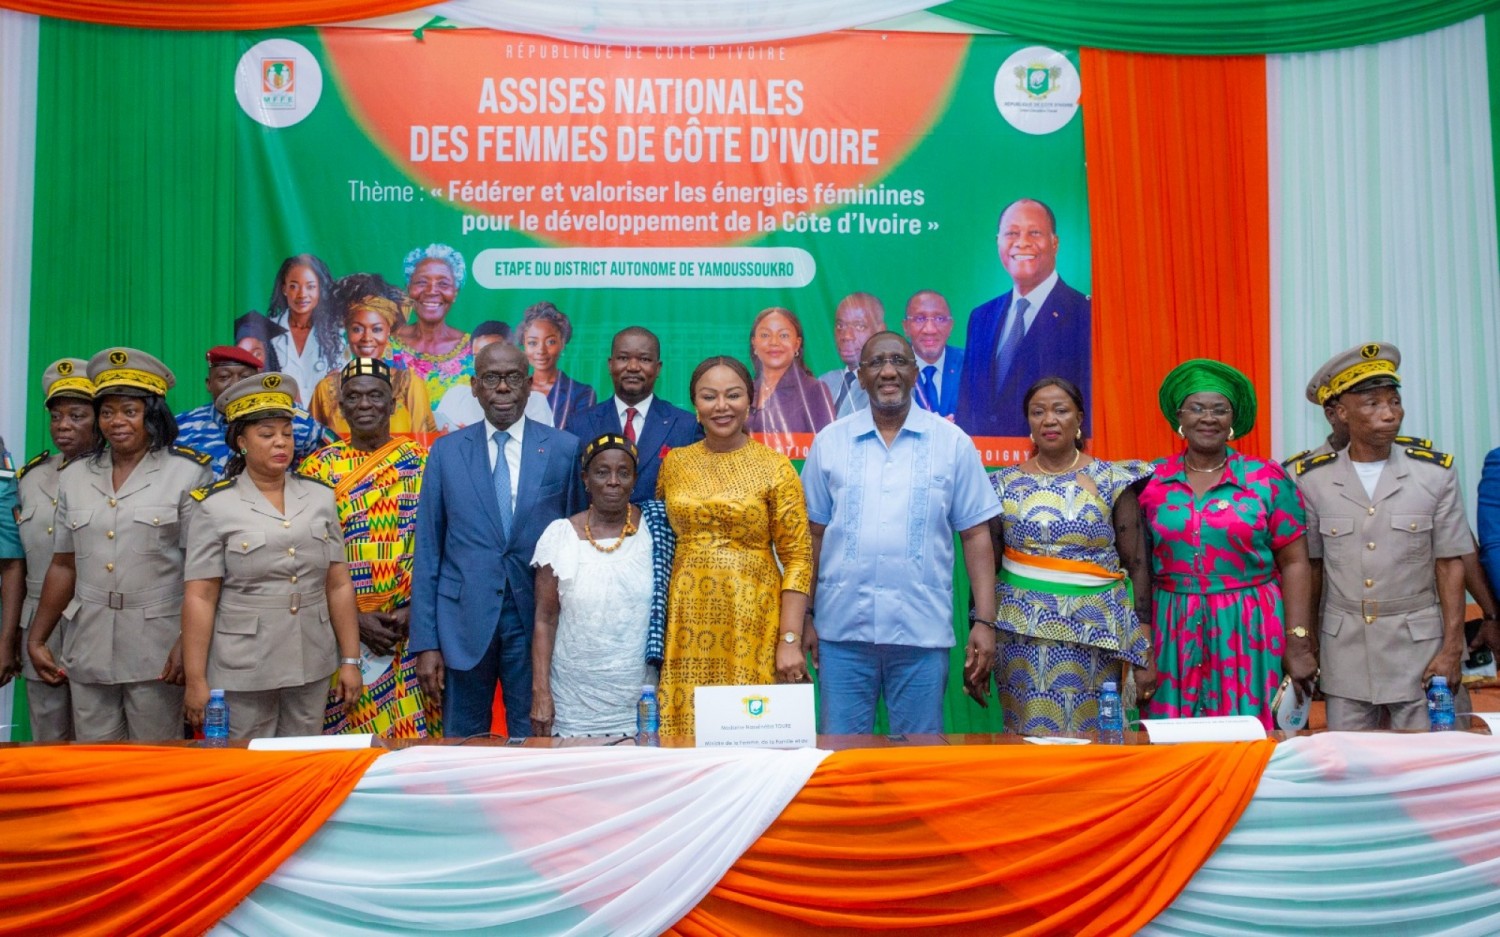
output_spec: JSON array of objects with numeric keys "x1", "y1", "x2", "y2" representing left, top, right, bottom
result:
[
  {"x1": 1028, "y1": 433, "x2": 1036, "y2": 444},
  {"x1": 1228, "y1": 428, "x2": 1236, "y2": 441},
  {"x1": 1075, "y1": 428, "x2": 1083, "y2": 441},
  {"x1": 240, "y1": 448, "x2": 248, "y2": 455},
  {"x1": 1176, "y1": 425, "x2": 1185, "y2": 438}
]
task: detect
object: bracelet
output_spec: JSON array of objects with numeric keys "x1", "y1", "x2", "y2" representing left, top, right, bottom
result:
[
  {"x1": 970, "y1": 618, "x2": 998, "y2": 629},
  {"x1": 339, "y1": 657, "x2": 362, "y2": 667}
]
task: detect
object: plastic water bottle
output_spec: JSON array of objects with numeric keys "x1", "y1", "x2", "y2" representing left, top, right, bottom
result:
[
  {"x1": 635, "y1": 685, "x2": 660, "y2": 746},
  {"x1": 1098, "y1": 680, "x2": 1124, "y2": 744},
  {"x1": 204, "y1": 689, "x2": 230, "y2": 747},
  {"x1": 1427, "y1": 677, "x2": 1455, "y2": 732}
]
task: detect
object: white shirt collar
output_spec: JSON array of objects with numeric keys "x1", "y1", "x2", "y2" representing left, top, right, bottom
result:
[
  {"x1": 615, "y1": 394, "x2": 654, "y2": 424},
  {"x1": 486, "y1": 415, "x2": 527, "y2": 448},
  {"x1": 916, "y1": 348, "x2": 946, "y2": 372},
  {"x1": 1015, "y1": 269, "x2": 1060, "y2": 330}
]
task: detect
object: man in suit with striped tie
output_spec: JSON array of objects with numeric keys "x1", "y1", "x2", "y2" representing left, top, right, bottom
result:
[
  {"x1": 568, "y1": 327, "x2": 702, "y2": 503},
  {"x1": 817, "y1": 292, "x2": 885, "y2": 419},
  {"x1": 903, "y1": 289, "x2": 963, "y2": 420}
]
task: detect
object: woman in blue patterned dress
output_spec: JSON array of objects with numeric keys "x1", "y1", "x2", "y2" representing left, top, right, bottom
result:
[{"x1": 988, "y1": 378, "x2": 1154, "y2": 734}]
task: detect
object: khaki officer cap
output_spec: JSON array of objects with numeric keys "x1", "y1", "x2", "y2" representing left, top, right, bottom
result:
[
  {"x1": 215, "y1": 372, "x2": 300, "y2": 421},
  {"x1": 1306, "y1": 341, "x2": 1402, "y2": 405},
  {"x1": 42, "y1": 358, "x2": 94, "y2": 404},
  {"x1": 87, "y1": 347, "x2": 175, "y2": 398}
]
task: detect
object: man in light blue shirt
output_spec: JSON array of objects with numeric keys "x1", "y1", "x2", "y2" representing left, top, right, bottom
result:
[{"x1": 801, "y1": 332, "x2": 1000, "y2": 735}]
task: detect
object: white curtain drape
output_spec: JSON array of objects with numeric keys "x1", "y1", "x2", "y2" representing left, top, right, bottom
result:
[
  {"x1": 212, "y1": 744, "x2": 829, "y2": 937},
  {"x1": 1269, "y1": 15, "x2": 1500, "y2": 516},
  {"x1": 0, "y1": 10, "x2": 37, "y2": 454},
  {"x1": 1146, "y1": 731, "x2": 1500, "y2": 935},
  {"x1": 426, "y1": 0, "x2": 939, "y2": 45}
]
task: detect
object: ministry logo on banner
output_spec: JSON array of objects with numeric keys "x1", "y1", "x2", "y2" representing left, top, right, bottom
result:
[
  {"x1": 236, "y1": 39, "x2": 323, "y2": 128},
  {"x1": 994, "y1": 45, "x2": 1080, "y2": 135}
]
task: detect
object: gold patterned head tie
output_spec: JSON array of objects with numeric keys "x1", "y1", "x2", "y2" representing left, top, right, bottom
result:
[
  {"x1": 340, "y1": 357, "x2": 392, "y2": 384},
  {"x1": 582, "y1": 433, "x2": 638, "y2": 469}
]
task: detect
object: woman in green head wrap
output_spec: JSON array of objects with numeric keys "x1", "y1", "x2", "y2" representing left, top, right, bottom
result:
[{"x1": 1136, "y1": 359, "x2": 1317, "y2": 729}]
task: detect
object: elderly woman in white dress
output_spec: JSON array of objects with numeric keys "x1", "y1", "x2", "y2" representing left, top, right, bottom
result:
[{"x1": 530, "y1": 434, "x2": 675, "y2": 737}]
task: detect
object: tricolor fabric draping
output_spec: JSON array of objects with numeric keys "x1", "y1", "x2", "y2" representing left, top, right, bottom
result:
[
  {"x1": 0, "y1": 745, "x2": 381, "y2": 936},
  {"x1": 1144, "y1": 732, "x2": 1500, "y2": 935},
  {"x1": 211, "y1": 746, "x2": 830, "y2": 937},
  {"x1": 937, "y1": 0, "x2": 1500, "y2": 54},
  {"x1": 0, "y1": 1, "x2": 430, "y2": 29},
  {"x1": 9, "y1": 736, "x2": 1500, "y2": 933}
]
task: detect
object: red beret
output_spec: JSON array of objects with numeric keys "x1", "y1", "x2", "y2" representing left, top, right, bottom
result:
[{"x1": 205, "y1": 345, "x2": 263, "y2": 370}]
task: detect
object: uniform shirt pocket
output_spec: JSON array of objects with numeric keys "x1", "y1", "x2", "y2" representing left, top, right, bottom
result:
[
  {"x1": 132, "y1": 505, "x2": 180, "y2": 553},
  {"x1": 225, "y1": 531, "x2": 268, "y2": 577},
  {"x1": 1391, "y1": 514, "x2": 1434, "y2": 560},
  {"x1": 65, "y1": 509, "x2": 95, "y2": 556},
  {"x1": 1317, "y1": 515, "x2": 1352, "y2": 558},
  {"x1": 213, "y1": 611, "x2": 260, "y2": 671},
  {"x1": 1404, "y1": 607, "x2": 1443, "y2": 642}
]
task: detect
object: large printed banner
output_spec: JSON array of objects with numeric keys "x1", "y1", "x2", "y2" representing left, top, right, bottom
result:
[{"x1": 234, "y1": 28, "x2": 1091, "y2": 463}]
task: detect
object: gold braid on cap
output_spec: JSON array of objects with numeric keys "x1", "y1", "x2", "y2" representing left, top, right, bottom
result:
[
  {"x1": 225, "y1": 390, "x2": 295, "y2": 422},
  {"x1": 46, "y1": 377, "x2": 95, "y2": 401},
  {"x1": 94, "y1": 367, "x2": 168, "y2": 396},
  {"x1": 1320, "y1": 359, "x2": 1400, "y2": 403}
]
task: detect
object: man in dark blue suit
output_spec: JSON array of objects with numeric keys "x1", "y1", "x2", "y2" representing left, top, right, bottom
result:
[
  {"x1": 411, "y1": 341, "x2": 583, "y2": 738},
  {"x1": 903, "y1": 289, "x2": 963, "y2": 419},
  {"x1": 567, "y1": 327, "x2": 702, "y2": 503},
  {"x1": 955, "y1": 198, "x2": 1091, "y2": 437}
]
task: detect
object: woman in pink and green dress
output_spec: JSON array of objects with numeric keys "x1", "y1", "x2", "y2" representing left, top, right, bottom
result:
[{"x1": 1138, "y1": 359, "x2": 1318, "y2": 729}]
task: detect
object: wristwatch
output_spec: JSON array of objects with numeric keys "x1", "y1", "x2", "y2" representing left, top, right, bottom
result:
[
  {"x1": 781, "y1": 631, "x2": 800, "y2": 644},
  {"x1": 1289, "y1": 626, "x2": 1310, "y2": 639}
]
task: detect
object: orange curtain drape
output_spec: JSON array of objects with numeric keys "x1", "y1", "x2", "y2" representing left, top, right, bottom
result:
[
  {"x1": 669, "y1": 740, "x2": 1274, "y2": 936},
  {"x1": 0, "y1": 745, "x2": 381, "y2": 936},
  {"x1": 0, "y1": 0, "x2": 430, "y2": 28},
  {"x1": 1082, "y1": 50, "x2": 1273, "y2": 462}
]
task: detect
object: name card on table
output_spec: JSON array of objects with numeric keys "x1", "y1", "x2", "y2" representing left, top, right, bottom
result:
[
  {"x1": 695, "y1": 684, "x2": 817, "y2": 749},
  {"x1": 1470, "y1": 712, "x2": 1500, "y2": 735},
  {"x1": 1139, "y1": 715, "x2": 1266, "y2": 744},
  {"x1": 249, "y1": 734, "x2": 377, "y2": 751}
]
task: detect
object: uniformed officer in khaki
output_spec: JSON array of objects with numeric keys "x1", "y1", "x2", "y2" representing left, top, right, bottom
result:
[
  {"x1": 11, "y1": 359, "x2": 97, "y2": 740},
  {"x1": 181, "y1": 373, "x2": 363, "y2": 739},
  {"x1": 27, "y1": 347, "x2": 213, "y2": 741},
  {"x1": 1295, "y1": 343, "x2": 1470, "y2": 730}
]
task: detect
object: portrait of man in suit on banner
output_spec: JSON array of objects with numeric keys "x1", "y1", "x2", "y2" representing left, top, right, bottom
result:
[{"x1": 955, "y1": 198, "x2": 1090, "y2": 438}]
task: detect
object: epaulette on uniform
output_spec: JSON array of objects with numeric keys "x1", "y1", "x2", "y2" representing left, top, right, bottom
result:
[
  {"x1": 189, "y1": 478, "x2": 236, "y2": 502},
  {"x1": 1280, "y1": 449, "x2": 1312, "y2": 468},
  {"x1": 1295, "y1": 452, "x2": 1339, "y2": 476},
  {"x1": 171, "y1": 445, "x2": 213, "y2": 466},
  {"x1": 17, "y1": 450, "x2": 51, "y2": 480},
  {"x1": 296, "y1": 471, "x2": 335, "y2": 490},
  {"x1": 1406, "y1": 447, "x2": 1453, "y2": 469},
  {"x1": 1395, "y1": 435, "x2": 1434, "y2": 450}
]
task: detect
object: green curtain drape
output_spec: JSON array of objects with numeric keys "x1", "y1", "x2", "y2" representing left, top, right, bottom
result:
[
  {"x1": 936, "y1": 0, "x2": 1500, "y2": 54},
  {"x1": 27, "y1": 21, "x2": 238, "y2": 454}
]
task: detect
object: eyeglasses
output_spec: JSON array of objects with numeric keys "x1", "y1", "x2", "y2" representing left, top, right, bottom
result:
[
  {"x1": 904, "y1": 316, "x2": 952, "y2": 327},
  {"x1": 859, "y1": 354, "x2": 914, "y2": 371},
  {"x1": 1177, "y1": 404, "x2": 1233, "y2": 418},
  {"x1": 476, "y1": 371, "x2": 527, "y2": 389}
]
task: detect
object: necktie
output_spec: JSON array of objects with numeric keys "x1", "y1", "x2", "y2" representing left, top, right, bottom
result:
[
  {"x1": 492, "y1": 430, "x2": 513, "y2": 539},
  {"x1": 833, "y1": 369, "x2": 855, "y2": 413},
  {"x1": 994, "y1": 296, "x2": 1030, "y2": 389},
  {"x1": 623, "y1": 406, "x2": 638, "y2": 443},
  {"x1": 919, "y1": 365, "x2": 939, "y2": 412}
]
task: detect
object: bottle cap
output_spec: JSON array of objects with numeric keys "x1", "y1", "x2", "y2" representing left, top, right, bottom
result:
[
  {"x1": 641, "y1": 684, "x2": 656, "y2": 694},
  {"x1": 1102, "y1": 680, "x2": 1118, "y2": 692},
  {"x1": 210, "y1": 688, "x2": 225, "y2": 698},
  {"x1": 1431, "y1": 677, "x2": 1448, "y2": 688}
]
